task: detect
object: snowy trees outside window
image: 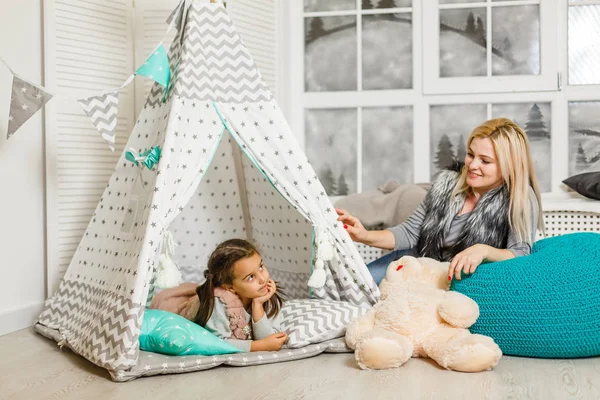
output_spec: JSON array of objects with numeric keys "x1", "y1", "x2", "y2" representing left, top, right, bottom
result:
[{"x1": 569, "y1": 102, "x2": 600, "y2": 176}]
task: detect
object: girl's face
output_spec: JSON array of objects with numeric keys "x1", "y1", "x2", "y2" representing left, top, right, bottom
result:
[
  {"x1": 229, "y1": 252, "x2": 270, "y2": 301},
  {"x1": 464, "y1": 137, "x2": 503, "y2": 194}
]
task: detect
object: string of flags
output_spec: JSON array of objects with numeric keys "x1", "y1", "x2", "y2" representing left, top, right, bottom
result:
[{"x1": 0, "y1": 0, "x2": 186, "y2": 150}]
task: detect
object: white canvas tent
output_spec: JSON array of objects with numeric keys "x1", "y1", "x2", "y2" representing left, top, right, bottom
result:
[{"x1": 35, "y1": 1, "x2": 379, "y2": 378}]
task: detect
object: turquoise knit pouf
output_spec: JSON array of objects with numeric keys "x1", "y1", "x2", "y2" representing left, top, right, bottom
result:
[{"x1": 451, "y1": 232, "x2": 600, "y2": 358}]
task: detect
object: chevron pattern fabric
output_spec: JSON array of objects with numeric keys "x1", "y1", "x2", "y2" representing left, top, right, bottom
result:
[
  {"x1": 78, "y1": 91, "x2": 119, "y2": 151},
  {"x1": 269, "y1": 268, "x2": 310, "y2": 300},
  {"x1": 311, "y1": 257, "x2": 379, "y2": 307},
  {"x1": 35, "y1": 2, "x2": 380, "y2": 381},
  {"x1": 172, "y1": 3, "x2": 272, "y2": 102},
  {"x1": 145, "y1": 29, "x2": 182, "y2": 107},
  {"x1": 280, "y1": 299, "x2": 368, "y2": 348},
  {"x1": 37, "y1": 279, "x2": 143, "y2": 371}
]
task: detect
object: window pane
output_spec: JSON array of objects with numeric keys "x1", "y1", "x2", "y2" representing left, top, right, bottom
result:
[
  {"x1": 305, "y1": 109, "x2": 357, "y2": 195},
  {"x1": 492, "y1": 103, "x2": 551, "y2": 192},
  {"x1": 568, "y1": 102, "x2": 600, "y2": 176},
  {"x1": 429, "y1": 104, "x2": 487, "y2": 178},
  {"x1": 439, "y1": 8, "x2": 486, "y2": 77},
  {"x1": 304, "y1": 0, "x2": 355, "y2": 13},
  {"x1": 568, "y1": 5, "x2": 600, "y2": 85},
  {"x1": 362, "y1": 14, "x2": 412, "y2": 90},
  {"x1": 363, "y1": 0, "x2": 412, "y2": 9},
  {"x1": 362, "y1": 107, "x2": 413, "y2": 192},
  {"x1": 305, "y1": 16, "x2": 357, "y2": 91},
  {"x1": 492, "y1": 5, "x2": 540, "y2": 76}
]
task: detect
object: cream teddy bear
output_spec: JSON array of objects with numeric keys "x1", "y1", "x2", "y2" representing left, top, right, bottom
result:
[{"x1": 345, "y1": 255, "x2": 502, "y2": 372}]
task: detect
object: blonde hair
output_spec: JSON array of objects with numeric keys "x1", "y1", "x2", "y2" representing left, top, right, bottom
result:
[{"x1": 453, "y1": 118, "x2": 544, "y2": 243}]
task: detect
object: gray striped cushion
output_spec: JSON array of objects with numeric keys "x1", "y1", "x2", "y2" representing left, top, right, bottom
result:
[{"x1": 280, "y1": 299, "x2": 369, "y2": 348}]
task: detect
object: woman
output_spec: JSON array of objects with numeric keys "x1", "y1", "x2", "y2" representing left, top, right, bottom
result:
[{"x1": 337, "y1": 118, "x2": 544, "y2": 284}]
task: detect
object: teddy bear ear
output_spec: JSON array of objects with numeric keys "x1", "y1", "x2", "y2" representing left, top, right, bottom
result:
[{"x1": 396, "y1": 256, "x2": 420, "y2": 269}]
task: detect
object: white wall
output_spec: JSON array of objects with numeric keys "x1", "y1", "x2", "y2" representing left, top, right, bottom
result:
[{"x1": 0, "y1": 0, "x2": 46, "y2": 336}]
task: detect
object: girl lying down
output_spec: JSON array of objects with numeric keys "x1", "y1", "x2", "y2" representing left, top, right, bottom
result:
[{"x1": 150, "y1": 239, "x2": 288, "y2": 352}]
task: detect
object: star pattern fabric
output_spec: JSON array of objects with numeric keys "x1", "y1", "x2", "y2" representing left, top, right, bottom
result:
[
  {"x1": 136, "y1": 44, "x2": 171, "y2": 88},
  {"x1": 34, "y1": 2, "x2": 380, "y2": 379},
  {"x1": 6, "y1": 75, "x2": 53, "y2": 139}
]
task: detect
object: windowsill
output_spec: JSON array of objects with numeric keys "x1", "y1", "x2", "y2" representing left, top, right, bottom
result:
[
  {"x1": 330, "y1": 192, "x2": 600, "y2": 214},
  {"x1": 541, "y1": 191, "x2": 600, "y2": 214}
]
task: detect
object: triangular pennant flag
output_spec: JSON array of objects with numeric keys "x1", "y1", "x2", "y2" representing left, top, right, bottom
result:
[
  {"x1": 77, "y1": 91, "x2": 119, "y2": 151},
  {"x1": 6, "y1": 76, "x2": 53, "y2": 139},
  {"x1": 136, "y1": 44, "x2": 171, "y2": 88},
  {"x1": 166, "y1": 0, "x2": 185, "y2": 33}
]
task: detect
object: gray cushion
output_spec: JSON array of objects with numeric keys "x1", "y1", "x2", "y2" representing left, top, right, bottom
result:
[
  {"x1": 280, "y1": 299, "x2": 368, "y2": 348},
  {"x1": 563, "y1": 172, "x2": 600, "y2": 200}
]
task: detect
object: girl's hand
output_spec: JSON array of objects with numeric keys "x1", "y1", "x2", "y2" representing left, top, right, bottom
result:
[
  {"x1": 448, "y1": 244, "x2": 489, "y2": 281},
  {"x1": 256, "y1": 332, "x2": 288, "y2": 352},
  {"x1": 253, "y1": 279, "x2": 276, "y2": 306},
  {"x1": 336, "y1": 208, "x2": 368, "y2": 243}
]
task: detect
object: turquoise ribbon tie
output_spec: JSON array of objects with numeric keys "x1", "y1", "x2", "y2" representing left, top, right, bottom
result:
[{"x1": 126, "y1": 146, "x2": 161, "y2": 170}]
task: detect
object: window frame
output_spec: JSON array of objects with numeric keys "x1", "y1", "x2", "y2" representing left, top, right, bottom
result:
[
  {"x1": 283, "y1": 0, "x2": 600, "y2": 194},
  {"x1": 422, "y1": 0, "x2": 559, "y2": 94}
]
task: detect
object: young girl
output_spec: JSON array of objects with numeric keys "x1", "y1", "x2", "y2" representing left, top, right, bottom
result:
[{"x1": 150, "y1": 239, "x2": 288, "y2": 352}]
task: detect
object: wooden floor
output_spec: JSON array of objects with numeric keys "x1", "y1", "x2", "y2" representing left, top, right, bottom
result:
[{"x1": 1, "y1": 328, "x2": 600, "y2": 400}]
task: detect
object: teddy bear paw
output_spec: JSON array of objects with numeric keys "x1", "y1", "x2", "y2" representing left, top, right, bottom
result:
[
  {"x1": 442, "y1": 334, "x2": 502, "y2": 372},
  {"x1": 355, "y1": 331, "x2": 414, "y2": 370}
]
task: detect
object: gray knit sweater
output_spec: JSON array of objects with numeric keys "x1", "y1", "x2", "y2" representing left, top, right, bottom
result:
[{"x1": 204, "y1": 297, "x2": 284, "y2": 352}]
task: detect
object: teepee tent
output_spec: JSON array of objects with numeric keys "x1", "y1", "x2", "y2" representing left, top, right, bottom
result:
[{"x1": 35, "y1": 1, "x2": 379, "y2": 379}]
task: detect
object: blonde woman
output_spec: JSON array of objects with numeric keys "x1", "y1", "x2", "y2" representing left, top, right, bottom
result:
[{"x1": 337, "y1": 118, "x2": 544, "y2": 284}]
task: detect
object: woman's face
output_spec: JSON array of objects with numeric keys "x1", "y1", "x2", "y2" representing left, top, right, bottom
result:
[
  {"x1": 464, "y1": 137, "x2": 503, "y2": 194},
  {"x1": 229, "y1": 252, "x2": 270, "y2": 301}
]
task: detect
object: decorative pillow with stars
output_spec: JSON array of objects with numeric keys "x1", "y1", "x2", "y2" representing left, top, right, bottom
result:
[{"x1": 140, "y1": 309, "x2": 243, "y2": 356}]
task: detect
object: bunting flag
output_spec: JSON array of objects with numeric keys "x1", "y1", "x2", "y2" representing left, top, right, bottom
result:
[
  {"x1": 77, "y1": 91, "x2": 120, "y2": 151},
  {"x1": 6, "y1": 76, "x2": 53, "y2": 139},
  {"x1": 135, "y1": 44, "x2": 171, "y2": 88}
]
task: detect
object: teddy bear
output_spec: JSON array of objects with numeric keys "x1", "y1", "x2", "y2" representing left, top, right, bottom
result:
[{"x1": 345, "y1": 255, "x2": 502, "y2": 372}]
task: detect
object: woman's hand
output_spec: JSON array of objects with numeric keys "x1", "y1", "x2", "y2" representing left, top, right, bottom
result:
[
  {"x1": 336, "y1": 208, "x2": 369, "y2": 243},
  {"x1": 252, "y1": 279, "x2": 276, "y2": 306},
  {"x1": 251, "y1": 332, "x2": 288, "y2": 352},
  {"x1": 448, "y1": 244, "x2": 489, "y2": 281}
]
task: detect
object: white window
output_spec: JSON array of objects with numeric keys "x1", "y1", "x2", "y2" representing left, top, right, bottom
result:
[
  {"x1": 423, "y1": 0, "x2": 558, "y2": 94},
  {"x1": 565, "y1": 1, "x2": 600, "y2": 177},
  {"x1": 284, "y1": 0, "x2": 600, "y2": 196}
]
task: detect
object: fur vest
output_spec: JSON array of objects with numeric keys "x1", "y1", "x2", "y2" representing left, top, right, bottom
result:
[{"x1": 415, "y1": 170, "x2": 510, "y2": 261}]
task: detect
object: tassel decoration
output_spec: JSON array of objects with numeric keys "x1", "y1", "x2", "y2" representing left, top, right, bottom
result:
[
  {"x1": 308, "y1": 226, "x2": 335, "y2": 289},
  {"x1": 154, "y1": 230, "x2": 182, "y2": 289}
]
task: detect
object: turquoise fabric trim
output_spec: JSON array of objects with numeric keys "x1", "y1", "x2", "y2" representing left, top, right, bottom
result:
[
  {"x1": 199, "y1": 125, "x2": 226, "y2": 183},
  {"x1": 140, "y1": 309, "x2": 242, "y2": 356},
  {"x1": 451, "y1": 232, "x2": 600, "y2": 358},
  {"x1": 136, "y1": 44, "x2": 171, "y2": 87},
  {"x1": 211, "y1": 102, "x2": 278, "y2": 193},
  {"x1": 125, "y1": 146, "x2": 161, "y2": 170},
  {"x1": 309, "y1": 227, "x2": 315, "y2": 298}
]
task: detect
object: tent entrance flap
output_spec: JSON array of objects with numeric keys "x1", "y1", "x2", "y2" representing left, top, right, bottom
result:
[{"x1": 168, "y1": 129, "x2": 314, "y2": 301}]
